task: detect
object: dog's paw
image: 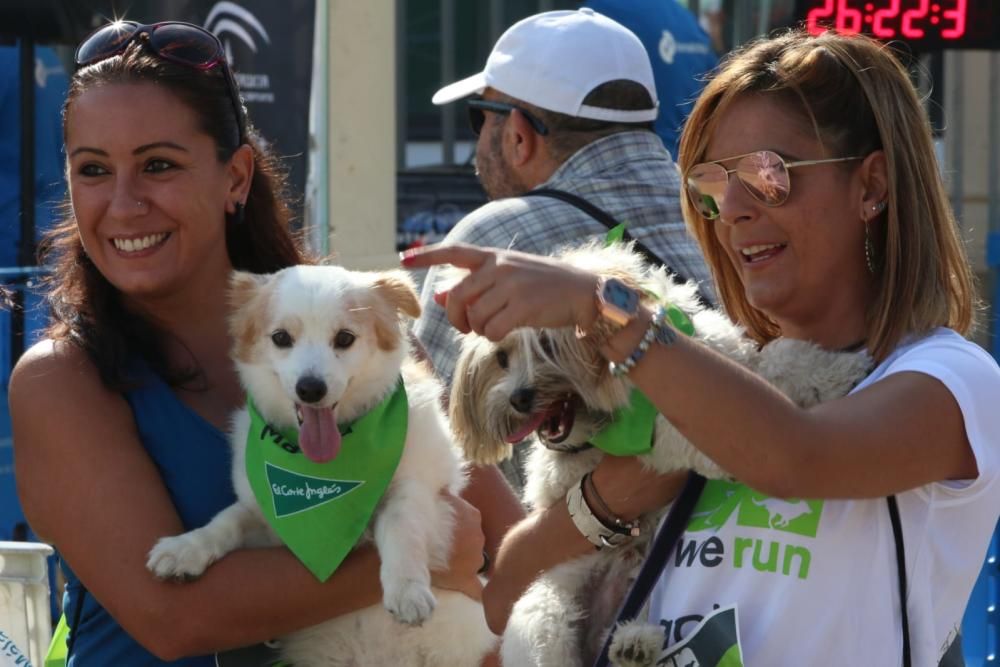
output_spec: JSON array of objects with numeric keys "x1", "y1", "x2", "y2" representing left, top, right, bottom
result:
[
  {"x1": 609, "y1": 621, "x2": 663, "y2": 667},
  {"x1": 383, "y1": 578, "x2": 436, "y2": 626},
  {"x1": 146, "y1": 534, "x2": 215, "y2": 580}
]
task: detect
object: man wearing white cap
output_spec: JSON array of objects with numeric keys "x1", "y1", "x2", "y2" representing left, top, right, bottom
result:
[{"x1": 414, "y1": 8, "x2": 713, "y2": 489}]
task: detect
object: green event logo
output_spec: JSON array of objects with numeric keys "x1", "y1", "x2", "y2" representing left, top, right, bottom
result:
[
  {"x1": 265, "y1": 462, "x2": 363, "y2": 518},
  {"x1": 687, "y1": 480, "x2": 823, "y2": 538}
]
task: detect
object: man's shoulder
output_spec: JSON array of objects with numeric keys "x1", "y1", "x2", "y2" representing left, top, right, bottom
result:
[
  {"x1": 558, "y1": 131, "x2": 682, "y2": 184},
  {"x1": 447, "y1": 196, "x2": 564, "y2": 244}
]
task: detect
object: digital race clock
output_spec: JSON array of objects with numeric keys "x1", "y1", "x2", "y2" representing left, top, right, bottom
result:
[{"x1": 793, "y1": 0, "x2": 1000, "y2": 50}]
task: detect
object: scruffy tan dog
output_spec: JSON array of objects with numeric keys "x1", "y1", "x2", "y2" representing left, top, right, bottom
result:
[{"x1": 448, "y1": 242, "x2": 872, "y2": 667}]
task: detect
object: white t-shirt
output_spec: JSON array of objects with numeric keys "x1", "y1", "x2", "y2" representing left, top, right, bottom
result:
[{"x1": 648, "y1": 328, "x2": 1000, "y2": 666}]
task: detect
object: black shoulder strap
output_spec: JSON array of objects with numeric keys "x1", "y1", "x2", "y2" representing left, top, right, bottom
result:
[
  {"x1": 888, "y1": 495, "x2": 911, "y2": 667},
  {"x1": 592, "y1": 486, "x2": 910, "y2": 667},
  {"x1": 592, "y1": 471, "x2": 706, "y2": 667},
  {"x1": 66, "y1": 582, "x2": 87, "y2": 657},
  {"x1": 522, "y1": 188, "x2": 713, "y2": 309}
]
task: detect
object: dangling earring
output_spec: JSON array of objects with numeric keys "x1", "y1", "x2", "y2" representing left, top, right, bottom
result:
[
  {"x1": 863, "y1": 202, "x2": 885, "y2": 274},
  {"x1": 864, "y1": 220, "x2": 876, "y2": 274},
  {"x1": 233, "y1": 201, "x2": 245, "y2": 225}
]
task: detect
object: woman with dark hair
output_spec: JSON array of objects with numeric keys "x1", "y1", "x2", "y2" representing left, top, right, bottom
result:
[
  {"x1": 10, "y1": 21, "x2": 490, "y2": 665},
  {"x1": 405, "y1": 29, "x2": 1000, "y2": 666}
]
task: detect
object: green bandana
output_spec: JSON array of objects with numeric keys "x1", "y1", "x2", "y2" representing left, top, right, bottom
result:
[
  {"x1": 245, "y1": 381, "x2": 408, "y2": 581},
  {"x1": 605, "y1": 222, "x2": 627, "y2": 244},
  {"x1": 591, "y1": 304, "x2": 693, "y2": 456},
  {"x1": 591, "y1": 388, "x2": 659, "y2": 456},
  {"x1": 593, "y1": 220, "x2": 695, "y2": 457}
]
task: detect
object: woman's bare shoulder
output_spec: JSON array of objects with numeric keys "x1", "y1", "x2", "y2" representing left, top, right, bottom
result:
[
  {"x1": 14, "y1": 337, "x2": 94, "y2": 375},
  {"x1": 10, "y1": 338, "x2": 119, "y2": 415}
]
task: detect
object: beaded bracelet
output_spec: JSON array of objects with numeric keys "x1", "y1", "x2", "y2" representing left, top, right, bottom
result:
[{"x1": 608, "y1": 305, "x2": 678, "y2": 377}]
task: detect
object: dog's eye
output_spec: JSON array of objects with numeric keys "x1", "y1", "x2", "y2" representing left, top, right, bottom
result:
[
  {"x1": 496, "y1": 349, "x2": 509, "y2": 369},
  {"x1": 271, "y1": 329, "x2": 293, "y2": 348},
  {"x1": 334, "y1": 330, "x2": 356, "y2": 349}
]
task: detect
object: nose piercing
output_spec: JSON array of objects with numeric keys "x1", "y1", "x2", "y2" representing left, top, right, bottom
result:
[{"x1": 137, "y1": 201, "x2": 144, "y2": 208}]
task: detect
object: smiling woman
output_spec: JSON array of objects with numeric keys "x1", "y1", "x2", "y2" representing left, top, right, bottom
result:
[
  {"x1": 6, "y1": 19, "x2": 499, "y2": 667},
  {"x1": 401, "y1": 28, "x2": 1000, "y2": 667},
  {"x1": 66, "y1": 83, "x2": 239, "y2": 303}
]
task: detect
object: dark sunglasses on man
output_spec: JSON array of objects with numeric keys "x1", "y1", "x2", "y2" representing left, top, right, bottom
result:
[
  {"x1": 467, "y1": 98, "x2": 549, "y2": 137},
  {"x1": 75, "y1": 20, "x2": 246, "y2": 144}
]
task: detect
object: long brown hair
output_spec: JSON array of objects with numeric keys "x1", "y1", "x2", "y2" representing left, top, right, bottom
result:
[
  {"x1": 43, "y1": 41, "x2": 311, "y2": 389},
  {"x1": 678, "y1": 29, "x2": 975, "y2": 360}
]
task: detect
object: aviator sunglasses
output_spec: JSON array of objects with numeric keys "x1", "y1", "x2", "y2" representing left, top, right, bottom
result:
[
  {"x1": 685, "y1": 150, "x2": 864, "y2": 219},
  {"x1": 467, "y1": 98, "x2": 549, "y2": 137},
  {"x1": 75, "y1": 21, "x2": 246, "y2": 144}
]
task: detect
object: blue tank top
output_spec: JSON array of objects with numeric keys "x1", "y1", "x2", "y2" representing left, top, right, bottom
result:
[{"x1": 63, "y1": 365, "x2": 236, "y2": 666}]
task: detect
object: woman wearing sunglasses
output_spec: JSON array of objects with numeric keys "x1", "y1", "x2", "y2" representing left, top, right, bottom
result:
[
  {"x1": 8, "y1": 21, "x2": 492, "y2": 666},
  {"x1": 402, "y1": 29, "x2": 1000, "y2": 665}
]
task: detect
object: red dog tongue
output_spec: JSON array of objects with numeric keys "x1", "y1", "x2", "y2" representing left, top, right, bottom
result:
[
  {"x1": 299, "y1": 404, "x2": 341, "y2": 463},
  {"x1": 505, "y1": 411, "x2": 549, "y2": 444}
]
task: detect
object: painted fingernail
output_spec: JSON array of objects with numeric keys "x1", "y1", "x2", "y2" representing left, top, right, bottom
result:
[{"x1": 433, "y1": 291, "x2": 448, "y2": 306}]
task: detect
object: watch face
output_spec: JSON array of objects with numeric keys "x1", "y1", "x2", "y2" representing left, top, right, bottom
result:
[{"x1": 604, "y1": 279, "x2": 640, "y2": 315}]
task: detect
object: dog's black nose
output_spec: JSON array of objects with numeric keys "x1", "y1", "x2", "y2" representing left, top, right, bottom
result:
[
  {"x1": 295, "y1": 376, "x2": 327, "y2": 404},
  {"x1": 509, "y1": 388, "x2": 535, "y2": 414}
]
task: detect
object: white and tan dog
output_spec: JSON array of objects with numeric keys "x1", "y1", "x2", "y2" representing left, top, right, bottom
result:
[
  {"x1": 448, "y1": 242, "x2": 872, "y2": 667},
  {"x1": 146, "y1": 265, "x2": 496, "y2": 666}
]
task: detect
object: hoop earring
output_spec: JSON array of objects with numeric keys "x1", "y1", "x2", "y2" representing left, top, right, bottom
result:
[
  {"x1": 233, "y1": 201, "x2": 245, "y2": 225},
  {"x1": 864, "y1": 221, "x2": 876, "y2": 275}
]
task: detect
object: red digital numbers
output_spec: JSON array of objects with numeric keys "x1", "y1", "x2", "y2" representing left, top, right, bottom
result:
[
  {"x1": 901, "y1": 0, "x2": 930, "y2": 37},
  {"x1": 834, "y1": 0, "x2": 863, "y2": 32},
  {"x1": 871, "y1": 0, "x2": 901, "y2": 38},
  {"x1": 941, "y1": 0, "x2": 967, "y2": 38},
  {"x1": 806, "y1": 0, "x2": 836, "y2": 35},
  {"x1": 804, "y1": 0, "x2": 967, "y2": 41}
]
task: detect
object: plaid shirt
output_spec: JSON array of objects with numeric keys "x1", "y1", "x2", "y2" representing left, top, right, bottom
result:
[{"x1": 411, "y1": 130, "x2": 714, "y2": 490}]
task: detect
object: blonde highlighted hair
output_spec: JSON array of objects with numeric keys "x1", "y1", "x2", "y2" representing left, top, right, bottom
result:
[{"x1": 678, "y1": 29, "x2": 975, "y2": 360}]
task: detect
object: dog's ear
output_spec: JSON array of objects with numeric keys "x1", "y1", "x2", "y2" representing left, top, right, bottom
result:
[
  {"x1": 369, "y1": 271, "x2": 420, "y2": 351},
  {"x1": 228, "y1": 271, "x2": 272, "y2": 362},
  {"x1": 449, "y1": 336, "x2": 513, "y2": 465},
  {"x1": 229, "y1": 270, "x2": 267, "y2": 304},
  {"x1": 372, "y1": 271, "x2": 421, "y2": 319}
]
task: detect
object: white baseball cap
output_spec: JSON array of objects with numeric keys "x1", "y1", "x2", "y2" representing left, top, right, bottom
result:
[{"x1": 432, "y1": 8, "x2": 658, "y2": 123}]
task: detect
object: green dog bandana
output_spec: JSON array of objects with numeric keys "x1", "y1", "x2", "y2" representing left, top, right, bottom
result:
[
  {"x1": 592, "y1": 388, "x2": 659, "y2": 456},
  {"x1": 245, "y1": 381, "x2": 408, "y2": 581},
  {"x1": 591, "y1": 304, "x2": 694, "y2": 456},
  {"x1": 592, "y1": 226, "x2": 695, "y2": 456}
]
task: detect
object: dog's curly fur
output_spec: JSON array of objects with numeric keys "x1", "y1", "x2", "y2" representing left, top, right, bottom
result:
[{"x1": 448, "y1": 242, "x2": 873, "y2": 667}]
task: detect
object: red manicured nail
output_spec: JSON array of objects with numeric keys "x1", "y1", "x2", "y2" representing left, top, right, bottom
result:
[{"x1": 433, "y1": 291, "x2": 448, "y2": 306}]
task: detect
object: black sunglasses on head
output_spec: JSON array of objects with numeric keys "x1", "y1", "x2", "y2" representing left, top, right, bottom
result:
[
  {"x1": 75, "y1": 20, "x2": 246, "y2": 145},
  {"x1": 467, "y1": 99, "x2": 549, "y2": 137}
]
